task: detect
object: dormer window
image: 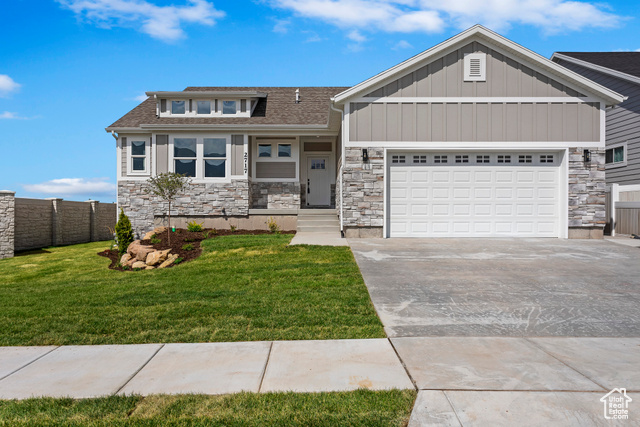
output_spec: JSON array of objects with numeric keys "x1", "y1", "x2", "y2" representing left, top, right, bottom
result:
[
  {"x1": 222, "y1": 101, "x2": 237, "y2": 115},
  {"x1": 197, "y1": 100, "x2": 211, "y2": 114},
  {"x1": 172, "y1": 100, "x2": 186, "y2": 114}
]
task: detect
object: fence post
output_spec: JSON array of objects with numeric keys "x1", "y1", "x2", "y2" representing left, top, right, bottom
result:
[
  {"x1": 88, "y1": 200, "x2": 99, "y2": 242},
  {"x1": 47, "y1": 198, "x2": 63, "y2": 246},
  {"x1": 610, "y1": 183, "x2": 619, "y2": 237},
  {"x1": 0, "y1": 191, "x2": 16, "y2": 259}
]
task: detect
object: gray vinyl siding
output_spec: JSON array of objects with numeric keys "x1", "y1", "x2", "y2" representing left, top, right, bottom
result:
[
  {"x1": 231, "y1": 134, "x2": 244, "y2": 175},
  {"x1": 156, "y1": 135, "x2": 169, "y2": 174},
  {"x1": 365, "y1": 42, "x2": 583, "y2": 98},
  {"x1": 256, "y1": 162, "x2": 296, "y2": 179},
  {"x1": 349, "y1": 101, "x2": 599, "y2": 142},
  {"x1": 556, "y1": 59, "x2": 640, "y2": 185},
  {"x1": 121, "y1": 137, "x2": 127, "y2": 177}
]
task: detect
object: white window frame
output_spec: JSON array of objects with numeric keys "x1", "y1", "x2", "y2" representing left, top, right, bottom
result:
[
  {"x1": 169, "y1": 134, "x2": 231, "y2": 182},
  {"x1": 127, "y1": 137, "x2": 150, "y2": 176},
  {"x1": 464, "y1": 53, "x2": 486, "y2": 82},
  {"x1": 159, "y1": 98, "x2": 251, "y2": 118},
  {"x1": 277, "y1": 143, "x2": 292, "y2": 158},
  {"x1": 605, "y1": 142, "x2": 627, "y2": 169},
  {"x1": 196, "y1": 100, "x2": 212, "y2": 115},
  {"x1": 252, "y1": 137, "x2": 300, "y2": 182},
  {"x1": 258, "y1": 143, "x2": 272, "y2": 158},
  {"x1": 170, "y1": 100, "x2": 187, "y2": 115}
]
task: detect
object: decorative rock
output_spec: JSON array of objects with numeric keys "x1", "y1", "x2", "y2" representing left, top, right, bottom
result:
[
  {"x1": 120, "y1": 253, "x2": 132, "y2": 265},
  {"x1": 145, "y1": 266, "x2": 155, "y2": 270},
  {"x1": 157, "y1": 254, "x2": 179, "y2": 269},
  {"x1": 142, "y1": 231, "x2": 155, "y2": 240},
  {"x1": 145, "y1": 249, "x2": 171, "y2": 266},
  {"x1": 153, "y1": 226, "x2": 167, "y2": 234},
  {"x1": 127, "y1": 240, "x2": 155, "y2": 261},
  {"x1": 131, "y1": 261, "x2": 147, "y2": 269}
]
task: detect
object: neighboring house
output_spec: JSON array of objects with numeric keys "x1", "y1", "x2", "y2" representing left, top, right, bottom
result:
[
  {"x1": 552, "y1": 52, "x2": 640, "y2": 185},
  {"x1": 107, "y1": 25, "x2": 624, "y2": 239}
]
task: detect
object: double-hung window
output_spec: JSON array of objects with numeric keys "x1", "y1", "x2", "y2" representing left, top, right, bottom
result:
[
  {"x1": 127, "y1": 137, "x2": 149, "y2": 175},
  {"x1": 605, "y1": 143, "x2": 626, "y2": 168},
  {"x1": 203, "y1": 138, "x2": 226, "y2": 178},
  {"x1": 174, "y1": 138, "x2": 197, "y2": 177}
]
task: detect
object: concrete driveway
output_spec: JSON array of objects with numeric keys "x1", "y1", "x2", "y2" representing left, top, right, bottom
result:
[{"x1": 349, "y1": 238, "x2": 640, "y2": 338}]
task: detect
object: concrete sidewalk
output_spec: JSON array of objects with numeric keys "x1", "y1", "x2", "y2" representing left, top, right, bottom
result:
[{"x1": 1, "y1": 337, "x2": 638, "y2": 425}]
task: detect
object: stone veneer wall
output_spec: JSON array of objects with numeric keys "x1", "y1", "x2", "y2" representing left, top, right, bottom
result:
[
  {"x1": 0, "y1": 191, "x2": 15, "y2": 259},
  {"x1": 341, "y1": 147, "x2": 384, "y2": 237},
  {"x1": 118, "y1": 180, "x2": 250, "y2": 236},
  {"x1": 14, "y1": 198, "x2": 53, "y2": 251},
  {"x1": 250, "y1": 182, "x2": 300, "y2": 209},
  {"x1": 568, "y1": 147, "x2": 606, "y2": 238}
]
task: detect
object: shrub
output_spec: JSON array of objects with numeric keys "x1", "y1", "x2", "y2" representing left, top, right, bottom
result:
[
  {"x1": 174, "y1": 257, "x2": 184, "y2": 264},
  {"x1": 187, "y1": 220, "x2": 203, "y2": 232},
  {"x1": 267, "y1": 217, "x2": 281, "y2": 234},
  {"x1": 202, "y1": 231, "x2": 210, "y2": 239},
  {"x1": 211, "y1": 228, "x2": 218, "y2": 235},
  {"x1": 184, "y1": 238, "x2": 194, "y2": 242},
  {"x1": 115, "y1": 209, "x2": 134, "y2": 256},
  {"x1": 150, "y1": 237, "x2": 161, "y2": 245},
  {"x1": 182, "y1": 243, "x2": 194, "y2": 251},
  {"x1": 230, "y1": 225, "x2": 237, "y2": 233}
]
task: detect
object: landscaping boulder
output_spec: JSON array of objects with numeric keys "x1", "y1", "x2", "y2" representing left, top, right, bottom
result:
[
  {"x1": 145, "y1": 249, "x2": 171, "y2": 266},
  {"x1": 131, "y1": 261, "x2": 147, "y2": 269},
  {"x1": 127, "y1": 240, "x2": 155, "y2": 261},
  {"x1": 143, "y1": 230, "x2": 155, "y2": 240},
  {"x1": 120, "y1": 253, "x2": 132, "y2": 266},
  {"x1": 158, "y1": 254, "x2": 179, "y2": 269}
]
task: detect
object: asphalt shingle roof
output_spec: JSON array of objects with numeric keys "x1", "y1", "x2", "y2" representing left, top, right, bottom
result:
[
  {"x1": 107, "y1": 87, "x2": 349, "y2": 129},
  {"x1": 557, "y1": 52, "x2": 640, "y2": 79}
]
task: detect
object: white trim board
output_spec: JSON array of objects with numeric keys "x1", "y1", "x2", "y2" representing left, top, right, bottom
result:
[
  {"x1": 332, "y1": 25, "x2": 624, "y2": 105},
  {"x1": 352, "y1": 97, "x2": 601, "y2": 104},
  {"x1": 345, "y1": 141, "x2": 605, "y2": 149},
  {"x1": 552, "y1": 53, "x2": 640, "y2": 88}
]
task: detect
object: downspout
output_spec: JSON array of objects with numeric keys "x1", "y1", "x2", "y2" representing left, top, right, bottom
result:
[{"x1": 329, "y1": 100, "x2": 345, "y2": 237}]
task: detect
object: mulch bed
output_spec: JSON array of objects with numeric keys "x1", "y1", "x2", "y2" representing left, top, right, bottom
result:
[{"x1": 98, "y1": 228, "x2": 295, "y2": 271}]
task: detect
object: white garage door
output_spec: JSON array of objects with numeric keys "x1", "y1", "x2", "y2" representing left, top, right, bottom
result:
[{"x1": 389, "y1": 152, "x2": 562, "y2": 237}]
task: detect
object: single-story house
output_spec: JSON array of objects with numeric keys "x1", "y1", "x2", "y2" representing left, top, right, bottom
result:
[
  {"x1": 552, "y1": 52, "x2": 640, "y2": 185},
  {"x1": 107, "y1": 25, "x2": 625, "y2": 239}
]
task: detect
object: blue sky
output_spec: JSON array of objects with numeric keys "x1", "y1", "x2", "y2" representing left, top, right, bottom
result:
[{"x1": 1, "y1": 0, "x2": 639, "y2": 203}]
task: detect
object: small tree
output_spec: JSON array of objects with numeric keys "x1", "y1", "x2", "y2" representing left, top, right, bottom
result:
[
  {"x1": 145, "y1": 172, "x2": 191, "y2": 244},
  {"x1": 115, "y1": 209, "x2": 134, "y2": 255}
]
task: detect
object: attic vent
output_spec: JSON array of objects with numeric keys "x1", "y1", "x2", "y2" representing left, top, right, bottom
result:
[{"x1": 464, "y1": 53, "x2": 486, "y2": 82}]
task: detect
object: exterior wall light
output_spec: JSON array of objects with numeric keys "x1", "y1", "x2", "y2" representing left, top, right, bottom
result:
[
  {"x1": 584, "y1": 149, "x2": 591, "y2": 163},
  {"x1": 362, "y1": 148, "x2": 369, "y2": 162}
]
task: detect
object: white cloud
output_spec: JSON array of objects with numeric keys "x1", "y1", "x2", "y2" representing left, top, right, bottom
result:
[
  {"x1": 347, "y1": 30, "x2": 367, "y2": 42},
  {"x1": 23, "y1": 178, "x2": 116, "y2": 199},
  {"x1": 0, "y1": 75, "x2": 21, "y2": 97},
  {"x1": 57, "y1": 0, "x2": 225, "y2": 42},
  {"x1": 132, "y1": 93, "x2": 149, "y2": 102},
  {"x1": 273, "y1": 18, "x2": 291, "y2": 33},
  {"x1": 392, "y1": 40, "x2": 413, "y2": 50},
  {"x1": 0, "y1": 111, "x2": 28, "y2": 120},
  {"x1": 303, "y1": 31, "x2": 324, "y2": 42},
  {"x1": 270, "y1": 0, "x2": 622, "y2": 35}
]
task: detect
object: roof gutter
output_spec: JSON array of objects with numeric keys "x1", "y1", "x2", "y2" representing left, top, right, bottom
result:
[{"x1": 330, "y1": 100, "x2": 345, "y2": 237}]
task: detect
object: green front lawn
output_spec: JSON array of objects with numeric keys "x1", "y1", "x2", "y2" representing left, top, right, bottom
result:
[
  {"x1": 0, "y1": 234, "x2": 385, "y2": 345},
  {"x1": 0, "y1": 390, "x2": 417, "y2": 426}
]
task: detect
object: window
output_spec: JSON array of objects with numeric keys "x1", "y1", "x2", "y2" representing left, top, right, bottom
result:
[
  {"x1": 477, "y1": 155, "x2": 490, "y2": 164},
  {"x1": 434, "y1": 155, "x2": 448, "y2": 164},
  {"x1": 519, "y1": 155, "x2": 532, "y2": 164},
  {"x1": 203, "y1": 138, "x2": 226, "y2": 178},
  {"x1": 258, "y1": 144, "x2": 272, "y2": 157},
  {"x1": 278, "y1": 144, "x2": 292, "y2": 158},
  {"x1": 197, "y1": 100, "x2": 211, "y2": 114},
  {"x1": 174, "y1": 138, "x2": 197, "y2": 177},
  {"x1": 455, "y1": 155, "x2": 469, "y2": 163},
  {"x1": 391, "y1": 155, "x2": 406, "y2": 164},
  {"x1": 540, "y1": 155, "x2": 554, "y2": 163},
  {"x1": 311, "y1": 158, "x2": 326, "y2": 169},
  {"x1": 413, "y1": 155, "x2": 426, "y2": 164},
  {"x1": 172, "y1": 100, "x2": 186, "y2": 114},
  {"x1": 498, "y1": 155, "x2": 511, "y2": 163},
  {"x1": 606, "y1": 144, "x2": 626, "y2": 167},
  {"x1": 464, "y1": 53, "x2": 486, "y2": 81},
  {"x1": 222, "y1": 100, "x2": 237, "y2": 115},
  {"x1": 129, "y1": 139, "x2": 148, "y2": 174}
]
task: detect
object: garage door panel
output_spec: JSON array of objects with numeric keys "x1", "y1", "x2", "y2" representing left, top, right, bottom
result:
[{"x1": 389, "y1": 153, "x2": 560, "y2": 237}]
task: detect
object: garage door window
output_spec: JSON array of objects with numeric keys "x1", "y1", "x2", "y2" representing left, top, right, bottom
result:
[
  {"x1": 413, "y1": 155, "x2": 427, "y2": 164},
  {"x1": 519, "y1": 155, "x2": 532, "y2": 163},
  {"x1": 392, "y1": 155, "x2": 406, "y2": 164},
  {"x1": 434, "y1": 155, "x2": 448, "y2": 164},
  {"x1": 455, "y1": 155, "x2": 469, "y2": 163},
  {"x1": 476, "y1": 155, "x2": 490, "y2": 164},
  {"x1": 498, "y1": 155, "x2": 511, "y2": 163},
  {"x1": 540, "y1": 155, "x2": 554, "y2": 163}
]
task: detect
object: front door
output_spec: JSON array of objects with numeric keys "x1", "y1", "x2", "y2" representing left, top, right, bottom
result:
[{"x1": 307, "y1": 156, "x2": 330, "y2": 206}]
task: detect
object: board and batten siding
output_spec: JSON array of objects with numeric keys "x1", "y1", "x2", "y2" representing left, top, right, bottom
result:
[
  {"x1": 231, "y1": 135, "x2": 244, "y2": 176},
  {"x1": 555, "y1": 59, "x2": 640, "y2": 185},
  {"x1": 349, "y1": 101, "x2": 599, "y2": 142},
  {"x1": 365, "y1": 42, "x2": 585, "y2": 98},
  {"x1": 156, "y1": 135, "x2": 169, "y2": 174}
]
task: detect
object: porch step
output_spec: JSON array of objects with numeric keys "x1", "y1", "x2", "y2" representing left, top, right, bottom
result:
[{"x1": 297, "y1": 209, "x2": 340, "y2": 234}]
